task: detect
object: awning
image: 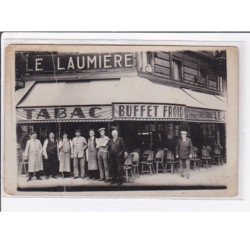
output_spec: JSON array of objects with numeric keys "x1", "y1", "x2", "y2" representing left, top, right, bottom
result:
[
  {"x1": 17, "y1": 77, "x2": 222, "y2": 108},
  {"x1": 181, "y1": 88, "x2": 226, "y2": 111},
  {"x1": 16, "y1": 77, "x2": 226, "y2": 123}
]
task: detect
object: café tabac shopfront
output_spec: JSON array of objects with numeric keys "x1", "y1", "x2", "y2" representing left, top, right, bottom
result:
[{"x1": 15, "y1": 51, "x2": 226, "y2": 154}]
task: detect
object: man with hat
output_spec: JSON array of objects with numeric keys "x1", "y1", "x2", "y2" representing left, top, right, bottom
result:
[
  {"x1": 108, "y1": 129, "x2": 128, "y2": 185},
  {"x1": 96, "y1": 128, "x2": 110, "y2": 182},
  {"x1": 23, "y1": 131, "x2": 43, "y2": 181},
  {"x1": 71, "y1": 129, "x2": 88, "y2": 179},
  {"x1": 175, "y1": 130, "x2": 193, "y2": 179}
]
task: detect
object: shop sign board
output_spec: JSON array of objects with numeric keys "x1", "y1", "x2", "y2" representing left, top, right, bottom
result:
[
  {"x1": 16, "y1": 52, "x2": 135, "y2": 78},
  {"x1": 113, "y1": 103, "x2": 185, "y2": 120},
  {"x1": 185, "y1": 107, "x2": 226, "y2": 122},
  {"x1": 16, "y1": 105, "x2": 113, "y2": 122}
]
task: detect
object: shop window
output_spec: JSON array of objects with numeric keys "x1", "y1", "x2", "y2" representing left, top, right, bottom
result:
[
  {"x1": 166, "y1": 123, "x2": 174, "y2": 139},
  {"x1": 203, "y1": 124, "x2": 215, "y2": 138},
  {"x1": 172, "y1": 59, "x2": 182, "y2": 81},
  {"x1": 175, "y1": 124, "x2": 180, "y2": 137},
  {"x1": 157, "y1": 123, "x2": 165, "y2": 142}
]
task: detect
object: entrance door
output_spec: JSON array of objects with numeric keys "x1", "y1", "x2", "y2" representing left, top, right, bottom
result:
[{"x1": 190, "y1": 123, "x2": 203, "y2": 148}]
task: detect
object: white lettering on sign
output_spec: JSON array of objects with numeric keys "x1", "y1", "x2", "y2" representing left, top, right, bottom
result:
[
  {"x1": 35, "y1": 58, "x2": 43, "y2": 71},
  {"x1": 19, "y1": 52, "x2": 135, "y2": 73}
]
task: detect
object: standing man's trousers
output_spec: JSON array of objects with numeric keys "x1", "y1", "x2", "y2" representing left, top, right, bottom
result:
[
  {"x1": 97, "y1": 150, "x2": 110, "y2": 180},
  {"x1": 109, "y1": 152, "x2": 123, "y2": 182},
  {"x1": 73, "y1": 157, "x2": 85, "y2": 177},
  {"x1": 179, "y1": 158, "x2": 190, "y2": 177}
]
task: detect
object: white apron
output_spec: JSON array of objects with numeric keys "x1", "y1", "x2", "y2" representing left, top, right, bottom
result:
[{"x1": 24, "y1": 139, "x2": 43, "y2": 172}]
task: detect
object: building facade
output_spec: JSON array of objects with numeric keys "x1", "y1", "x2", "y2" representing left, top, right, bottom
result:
[{"x1": 15, "y1": 50, "x2": 227, "y2": 157}]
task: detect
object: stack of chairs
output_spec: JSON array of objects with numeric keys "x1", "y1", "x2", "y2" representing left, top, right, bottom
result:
[
  {"x1": 154, "y1": 149, "x2": 166, "y2": 173},
  {"x1": 190, "y1": 146, "x2": 200, "y2": 170},
  {"x1": 141, "y1": 149, "x2": 155, "y2": 175},
  {"x1": 131, "y1": 152, "x2": 140, "y2": 178},
  {"x1": 201, "y1": 146, "x2": 212, "y2": 168},
  {"x1": 123, "y1": 153, "x2": 136, "y2": 182},
  {"x1": 212, "y1": 145, "x2": 224, "y2": 165},
  {"x1": 165, "y1": 149, "x2": 177, "y2": 173}
]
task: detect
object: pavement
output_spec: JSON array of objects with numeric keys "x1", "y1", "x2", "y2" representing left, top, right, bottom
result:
[{"x1": 17, "y1": 164, "x2": 229, "y2": 190}]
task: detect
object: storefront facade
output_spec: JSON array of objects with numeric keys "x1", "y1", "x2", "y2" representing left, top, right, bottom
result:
[{"x1": 16, "y1": 50, "x2": 227, "y2": 156}]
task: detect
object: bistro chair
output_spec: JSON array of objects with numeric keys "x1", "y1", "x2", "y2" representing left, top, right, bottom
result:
[
  {"x1": 141, "y1": 150, "x2": 155, "y2": 175},
  {"x1": 19, "y1": 159, "x2": 28, "y2": 176},
  {"x1": 123, "y1": 153, "x2": 136, "y2": 183},
  {"x1": 154, "y1": 149, "x2": 166, "y2": 173},
  {"x1": 212, "y1": 145, "x2": 224, "y2": 165},
  {"x1": 131, "y1": 152, "x2": 140, "y2": 178},
  {"x1": 190, "y1": 147, "x2": 201, "y2": 170},
  {"x1": 201, "y1": 146, "x2": 212, "y2": 168},
  {"x1": 165, "y1": 150, "x2": 177, "y2": 173}
]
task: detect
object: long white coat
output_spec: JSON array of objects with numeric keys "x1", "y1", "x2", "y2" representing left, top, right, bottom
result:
[{"x1": 24, "y1": 139, "x2": 43, "y2": 172}]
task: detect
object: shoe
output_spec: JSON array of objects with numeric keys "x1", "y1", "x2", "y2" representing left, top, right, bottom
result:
[
  {"x1": 180, "y1": 173, "x2": 185, "y2": 178},
  {"x1": 93, "y1": 177, "x2": 96, "y2": 180},
  {"x1": 27, "y1": 177, "x2": 31, "y2": 182},
  {"x1": 52, "y1": 176, "x2": 57, "y2": 179},
  {"x1": 37, "y1": 177, "x2": 42, "y2": 180},
  {"x1": 117, "y1": 181, "x2": 123, "y2": 186},
  {"x1": 73, "y1": 176, "x2": 78, "y2": 179},
  {"x1": 110, "y1": 180, "x2": 116, "y2": 184},
  {"x1": 105, "y1": 179, "x2": 110, "y2": 183},
  {"x1": 81, "y1": 176, "x2": 86, "y2": 179},
  {"x1": 98, "y1": 178, "x2": 105, "y2": 181}
]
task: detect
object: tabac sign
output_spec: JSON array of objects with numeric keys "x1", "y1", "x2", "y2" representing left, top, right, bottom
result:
[
  {"x1": 16, "y1": 106, "x2": 113, "y2": 123},
  {"x1": 114, "y1": 103, "x2": 185, "y2": 121},
  {"x1": 16, "y1": 52, "x2": 135, "y2": 78}
]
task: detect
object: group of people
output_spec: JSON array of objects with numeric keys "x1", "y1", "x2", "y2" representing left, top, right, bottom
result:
[
  {"x1": 23, "y1": 127, "x2": 194, "y2": 183},
  {"x1": 23, "y1": 128, "x2": 128, "y2": 185}
]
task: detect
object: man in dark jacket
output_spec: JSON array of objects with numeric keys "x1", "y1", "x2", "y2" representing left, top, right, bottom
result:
[
  {"x1": 108, "y1": 129, "x2": 128, "y2": 185},
  {"x1": 175, "y1": 131, "x2": 193, "y2": 179}
]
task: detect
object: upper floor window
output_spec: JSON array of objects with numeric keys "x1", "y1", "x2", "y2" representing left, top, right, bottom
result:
[
  {"x1": 199, "y1": 68, "x2": 207, "y2": 81},
  {"x1": 172, "y1": 59, "x2": 182, "y2": 81}
]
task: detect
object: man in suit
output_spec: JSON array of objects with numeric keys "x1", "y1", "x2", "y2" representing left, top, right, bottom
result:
[
  {"x1": 108, "y1": 129, "x2": 128, "y2": 185},
  {"x1": 175, "y1": 131, "x2": 193, "y2": 179}
]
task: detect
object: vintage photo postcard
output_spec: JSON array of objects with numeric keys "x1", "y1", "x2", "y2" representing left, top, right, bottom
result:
[{"x1": 2, "y1": 44, "x2": 238, "y2": 197}]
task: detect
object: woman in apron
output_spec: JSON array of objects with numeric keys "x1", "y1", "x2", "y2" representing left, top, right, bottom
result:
[
  {"x1": 87, "y1": 129, "x2": 99, "y2": 180},
  {"x1": 58, "y1": 132, "x2": 72, "y2": 178}
]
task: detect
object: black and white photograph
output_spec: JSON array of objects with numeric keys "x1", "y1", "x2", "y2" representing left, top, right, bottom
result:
[{"x1": 3, "y1": 44, "x2": 238, "y2": 196}]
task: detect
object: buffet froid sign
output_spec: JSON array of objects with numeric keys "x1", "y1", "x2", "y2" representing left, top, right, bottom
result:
[
  {"x1": 114, "y1": 103, "x2": 185, "y2": 120},
  {"x1": 16, "y1": 52, "x2": 135, "y2": 77}
]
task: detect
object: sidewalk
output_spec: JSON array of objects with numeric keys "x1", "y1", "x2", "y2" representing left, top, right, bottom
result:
[{"x1": 17, "y1": 164, "x2": 229, "y2": 190}]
